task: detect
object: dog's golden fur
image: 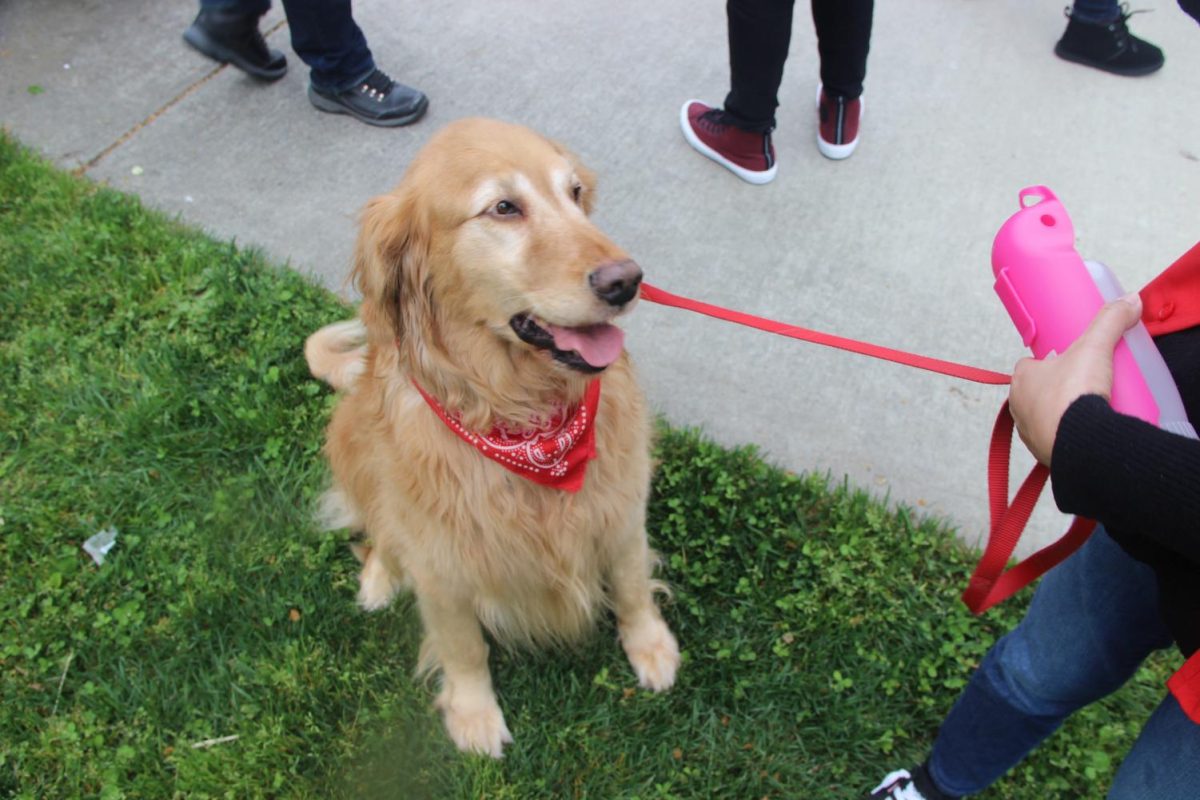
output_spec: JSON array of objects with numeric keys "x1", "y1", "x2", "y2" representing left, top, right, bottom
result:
[{"x1": 305, "y1": 118, "x2": 678, "y2": 757}]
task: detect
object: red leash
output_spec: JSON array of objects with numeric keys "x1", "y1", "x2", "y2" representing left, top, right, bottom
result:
[
  {"x1": 644, "y1": 239, "x2": 1200, "y2": 721},
  {"x1": 961, "y1": 403, "x2": 1096, "y2": 613},
  {"x1": 638, "y1": 281, "x2": 1092, "y2": 614},
  {"x1": 639, "y1": 282, "x2": 1012, "y2": 386}
]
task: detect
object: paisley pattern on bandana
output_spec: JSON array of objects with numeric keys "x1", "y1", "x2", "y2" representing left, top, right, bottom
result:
[{"x1": 412, "y1": 379, "x2": 601, "y2": 492}]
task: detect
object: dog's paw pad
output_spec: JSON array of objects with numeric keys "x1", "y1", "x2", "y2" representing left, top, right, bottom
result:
[
  {"x1": 440, "y1": 699, "x2": 513, "y2": 759},
  {"x1": 620, "y1": 616, "x2": 680, "y2": 692}
]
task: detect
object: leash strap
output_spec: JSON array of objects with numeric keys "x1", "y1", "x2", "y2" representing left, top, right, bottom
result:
[
  {"x1": 644, "y1": 256, "x2": 1200, "y2": 715},
  {"x1": 638, "y1": 283, "x2": 1092, "y2": 612},
  {"x1": 961, "y1": 402, "x2": 1096, "y2": 613},
  {"x1": 639, "y1": 283, "x2": 1012, "y2": 386}
]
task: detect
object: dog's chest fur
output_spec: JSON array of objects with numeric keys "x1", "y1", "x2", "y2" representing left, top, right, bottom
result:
[{"x1": 328, "y1": 359, "x2": 652, "y2": 646}]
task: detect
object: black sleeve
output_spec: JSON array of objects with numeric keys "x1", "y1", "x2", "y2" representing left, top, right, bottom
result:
[{"x1": 1050, "y1": 393, "x2": 1200, "y2": 563}]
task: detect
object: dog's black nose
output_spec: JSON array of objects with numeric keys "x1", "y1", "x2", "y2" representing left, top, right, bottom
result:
[{"x1": 588, "y1": 260, "x2": 643, "y2": 307}]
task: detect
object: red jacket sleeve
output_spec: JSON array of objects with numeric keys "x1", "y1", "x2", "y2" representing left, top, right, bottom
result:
[{"x1": 1141, "y1": 241, "x2": 1200, "y2": 337}]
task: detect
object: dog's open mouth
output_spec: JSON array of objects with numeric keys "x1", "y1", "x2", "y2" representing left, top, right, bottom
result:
[{"x1": 509, "y1": 313, "x2": 625, "y2": 373}]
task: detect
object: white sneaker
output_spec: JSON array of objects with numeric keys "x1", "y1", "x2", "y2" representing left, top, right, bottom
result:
[{"x1": 867, "y1": 768, "x2": 931, "y2": 800}]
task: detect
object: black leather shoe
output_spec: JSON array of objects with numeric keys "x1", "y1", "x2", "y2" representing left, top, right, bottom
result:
[
  {"x1": 1054, "y1": 6, "x2": 1164, "y2": 77},
  {"x1": 183, "y1": 9, "x2": 287, "y2": 81},
  {"x1": 308, "y1": 69, "x2": 429, "y2": 127}
]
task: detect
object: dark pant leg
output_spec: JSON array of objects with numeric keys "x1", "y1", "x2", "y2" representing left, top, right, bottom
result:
[
  {"x1": 1107, "y1": 694, "x2": 1200, "y2": 800},
  {"x1": 927, "y1": 528, "x2": 1172, "y2": 797},
  {"x1": 810, "y1": 0, "x2": 873, "y2": 99},
  {"x1": 1068, "y1": 0, "x2": 1121, "y2": 23},
  {"x1": 278, "y1": 0, "x2": 374, "y2": 91},
  {"x1": 723, "y1": 0, "x2": 795, "y2": 132},
  {"x1": 200, "y1": 0, "x2": 272, "y2": 15}
]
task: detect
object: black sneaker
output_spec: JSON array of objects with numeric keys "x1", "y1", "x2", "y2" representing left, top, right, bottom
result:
[
  {"x1": 866, "y1": 765, "x2": 957, "y2": 800},
  {"x1": 308, "y1": 69, "x2": 429, "y2": 127},
  {"x1": 1053, "y1": 5, "x2": 1164, "y2": 77},
  {"x1": 182, "y1": 9, "x2": 287, "y2": 81}
]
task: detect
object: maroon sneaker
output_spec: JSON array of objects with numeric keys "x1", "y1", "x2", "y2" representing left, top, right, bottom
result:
[
  {"x1": 816, "y1": 84, "x2": 863, "y2": 160},
  {"x1": 679, "y1": 100, "x2": 777, "y2": 184}
]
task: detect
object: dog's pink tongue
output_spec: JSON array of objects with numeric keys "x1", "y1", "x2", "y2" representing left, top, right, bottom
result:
[{"x1": 545, "y1": 322, "x2": 625, "y2": 368}]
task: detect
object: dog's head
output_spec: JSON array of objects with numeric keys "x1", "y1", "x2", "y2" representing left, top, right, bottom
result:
[{"x1": 353, "y1": 118, "x2": 640, "y2": 398}]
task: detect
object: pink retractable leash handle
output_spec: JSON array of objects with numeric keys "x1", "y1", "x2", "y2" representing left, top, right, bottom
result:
[
  {"x1": 964, "y1": 186, "x2": 1197, "y2": 615},
  {"x1": 991, "y1": 185, "x2": 1195, "y2": 438}
]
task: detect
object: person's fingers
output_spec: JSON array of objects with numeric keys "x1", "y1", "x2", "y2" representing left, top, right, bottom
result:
[
  {"x1": 1009, "y1": 357, "x2": 1056, "y2": 464},
  {"x1": 1007, "y1": 295, "x2": 1142, "y2": 466},
  {"x1": 1064, "y1": 294, "x2": 1141, "y2": 402},
  {"x1": 1074, "y1": 294, "x2": 1142, "y2": 358}
]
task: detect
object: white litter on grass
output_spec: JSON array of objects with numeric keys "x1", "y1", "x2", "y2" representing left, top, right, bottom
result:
[
  {"x1": 82, "y1": 527, "x2": 118, "y2": 565},
  {"x1": 191, "y1": 735, "x2": 239, "y2": 749},
  {"x1": 51, "y1": 652, "x2": 75, "y2": 717}
]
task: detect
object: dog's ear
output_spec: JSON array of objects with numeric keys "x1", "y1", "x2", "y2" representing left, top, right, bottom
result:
[{"x1": 351, "y1": 189, "x2": 432, "y2": 347}]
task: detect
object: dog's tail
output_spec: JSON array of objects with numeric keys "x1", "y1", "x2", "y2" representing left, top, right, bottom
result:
[{"x1": 304, "y1": 319, "x2": 368, "y2": 391}]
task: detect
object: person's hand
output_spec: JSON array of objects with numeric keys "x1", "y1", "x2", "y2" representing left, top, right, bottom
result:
[{"x1": 1009, "y1": 294, "x2": 1143, "y2": 466}]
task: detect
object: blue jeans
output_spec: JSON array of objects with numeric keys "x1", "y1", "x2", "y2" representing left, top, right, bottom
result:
[
  {"x1": 1069, "y1": 0, "x2": 1121, "y2": 23},
  {"x1": 928, "y1": 527, "x2": 1200, "y2": 799},
  {"x1": 200, "y1": 0, "x2": 375, "y2": 91}
]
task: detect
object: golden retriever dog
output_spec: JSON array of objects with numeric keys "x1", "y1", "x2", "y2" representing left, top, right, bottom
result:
[{"x1": 304, "y1": 118, "x2": 679, "y2": 757}]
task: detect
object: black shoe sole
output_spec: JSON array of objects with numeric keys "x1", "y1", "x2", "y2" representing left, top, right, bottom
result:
[
  {"x1": 1053, "y1": 42, "x2": 1164, "y2": 77},
  {"x1": 307, "y1": 86, "x2": 429, "y2": 128},
  {"x1": 183, "y1": 24, "x2": 287, "y2": 82}
]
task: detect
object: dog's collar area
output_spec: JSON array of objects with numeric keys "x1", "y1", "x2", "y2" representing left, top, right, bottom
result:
[
  {"x1": 411, "y1": 377, "x2": 602, "y2": 492},
  {"x1": 509, "y1": 313, "x2": 620, "y2": 373}
]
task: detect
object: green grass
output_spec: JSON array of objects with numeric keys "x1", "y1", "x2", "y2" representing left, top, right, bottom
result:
[{"x1": 0, "y1": 132, "x2": 1177, "y2": 799}]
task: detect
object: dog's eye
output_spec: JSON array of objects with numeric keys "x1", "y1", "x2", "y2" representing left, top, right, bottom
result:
[
  {"x1": 571, "y1": 184, "x2": 583, "y2": 204},
  {"x1": 494, "y1": 200, "x2": 521, "y2": 217}
]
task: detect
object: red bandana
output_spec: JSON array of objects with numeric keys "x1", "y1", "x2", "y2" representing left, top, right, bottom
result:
[{"x1": 412, "y1": 379, "x2": 601, "y2": 492}]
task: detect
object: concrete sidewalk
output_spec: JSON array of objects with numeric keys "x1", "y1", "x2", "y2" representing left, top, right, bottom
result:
[{"x1": 4, "y1": 0, "x2": 1199, "y2": 556}]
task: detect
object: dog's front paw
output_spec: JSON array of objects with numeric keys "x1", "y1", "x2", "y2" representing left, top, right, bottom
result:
[
  {"x1": 619, "y1": 613, "x2": 680, "y2": 692},
  {"x1": 356, "y1": 548, "x2": 402, "y2": 611},
  {"x1": 437, "y1": 689, "x2": 514, "y2": 758}
]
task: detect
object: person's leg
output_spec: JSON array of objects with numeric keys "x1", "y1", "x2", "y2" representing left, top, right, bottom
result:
[
  {"x1": 1054, "y1": 0, "x2": 1163, "y2": 76},
  {"x1": 808, "y1": 0, "x2": 870, "y2": 158},
  {"x1": 678, "y1": 0, "x2": 790, "y2": 183},
  {"x1": 810, "y1": 0, "x2": 872, "y2": 99},
  {"x1": 278, "y1": 0, "x2": 373, "y2": 91},
  {"x1": 281, "y1": 0, "x2": 427, "y2": 127},
  {"x1": 1068, "y1": 0, "x2": 1120, "y2": 23},
  {"x1": 1107, "y1": 693, "x2": 1200, "y2": 800},
  {"x1": 200, "y1": 0, "x2": 270, "y2": 13},
  {"x1": 184, "y1": 0, "x2": 286, "y2": 81},
  {"x1": 722, "y1": 0, "x2": 795, "y2": 132},
  {"x1": 926, "y1": 527, "x2": 1172, "y2": 797}
]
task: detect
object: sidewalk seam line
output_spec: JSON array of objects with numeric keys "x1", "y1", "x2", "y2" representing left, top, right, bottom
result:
[
  {"x1": 73, "y1": 19, "x2": 289, "y2": 177},
  {"x1": 74, "y1": 65, "x2": 223, "y2": 177}
]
